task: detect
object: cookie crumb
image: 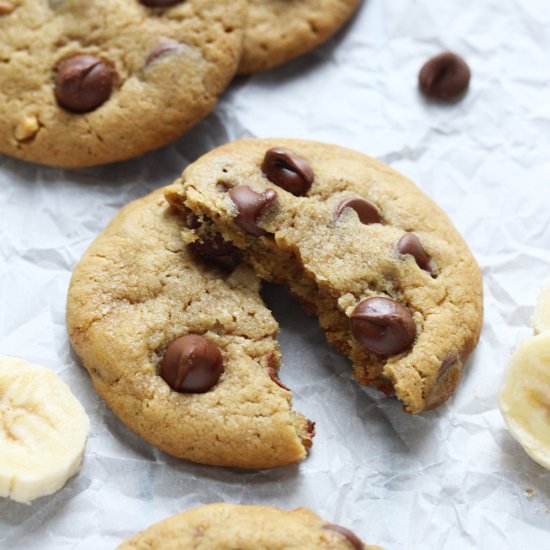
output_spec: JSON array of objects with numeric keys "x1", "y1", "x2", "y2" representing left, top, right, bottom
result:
[{"x1": 525, "y1": 487, "x2": 535, "y2": 500}]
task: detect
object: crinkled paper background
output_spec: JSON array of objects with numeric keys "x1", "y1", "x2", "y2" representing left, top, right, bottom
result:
[{"x1": 1, "y1": 0, "x2": 550, "y2": 548}]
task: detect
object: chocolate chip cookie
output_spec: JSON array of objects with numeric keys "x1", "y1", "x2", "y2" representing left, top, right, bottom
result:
[
  {"x1": 0, "y1": 0, "x2": 245, "y2": 168},
  {"x1": 239, "y1": 0, "x2": 361, "y2": 74},
  {"x1": 118, "y1": 503, "x2": 383, "y2": 549},
  {"x1": 170, "y1": 138, "x2": 484, "y2": 414},
  {"x1": 67, "y1": 188, "x2": 313, "y2": 468}
]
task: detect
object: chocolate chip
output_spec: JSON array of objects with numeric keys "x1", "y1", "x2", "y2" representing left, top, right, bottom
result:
[
  {"x1": 419, "y1": 52, "x2": 471, "y2": 102},
  {"x1": 306, "y1": 420, "x2": 316, "y2": 436},
  {"x1": 335, "y1": 197, "x2": 382, "y2": 225},
  {"x1": 350, "y1": 297, "x2": 416, "y2": 356},
  {"x1": 261, "y1": 148, "x2": 314, "y2": 196},
  {"x1": 187, "y1": 213, "x2": 201, "y2": 229},
  {"x1": 0, "y1": 1, "x2": 15, "y2": 15},
  {"x1": 139, "y1": 0, "x2": 184, "y2": 7},
  {"x1": 437, "y1": 354, "x2": 459, "y2": 381},
  {"x1": 269, "y1": 368, "x2": 290, "y2": 391},
  {"x1": 189, "y1": 234, "x2": 237, "y2": 258},
  {"x1": 323, "y1": 524, "x2": 363, "y2": 550},
  {"x1": 145, "y1": 40, "x2": 188, "y2": 65},
  {"x1": 397, "y1": 233, "x2": 435, "y2": 276},
  {"x1": 228, "y1": 185, "x2": 278, "y2": 236},
  {"x1": 55, "y1": 55, "x2": 114, "y2": 113},
  {"x1": 160, "y1": 335, "x2": 224, "y2": 393}
]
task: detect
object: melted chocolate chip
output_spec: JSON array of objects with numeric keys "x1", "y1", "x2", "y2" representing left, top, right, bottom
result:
[
  {"x1": 139, "y1": 0, "x2": 184, "y2": 7},
  {"x1": 261, "y1": 148, "x2": 314, "y2": 196},
  {"x1": 55, "y1": 55, "x2": 114, "y2": 113},
  {"x1": 228, "y1": 185, "x2": 278, "y2": 236},
  {"x1": 189, "y1": 234, "x2": 237, "y2": 258},
  {"x1": 187, "y1": 213, "x2": 201, "y2": 229},
  {"x1": 437, "y1": 354, "x2": 459, "y2": 381},
  {"x1": 335, "y1": 197, "x2": 382, "y2": 225},
  {"x1": 397, "y1": 233, "x2": 435, "y2": 275},
  {"x1": 350, "y1": 297, "x2": 416, "y2": 356},
  {"x1": 269, "y1": 368, "x2": 290, "y2": 391},
  {"x1": 323, "y1": 524, "x2": 363, "y2": 550},
  {"x1": 145, "y1": 40, "x2": 188, "y2": 65},
  {"x1": 419, "y1": 52, "x2": 471, "y2": 102},
  {"x1": 160, "y1": 335, "x2": 224, "y2": 393}
]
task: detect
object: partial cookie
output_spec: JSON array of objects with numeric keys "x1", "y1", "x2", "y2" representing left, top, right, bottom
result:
[
  {"x1": 533, "y1": 283, "x2": 550, "y2": 334},
  {"x1": 499, "y1": 332, "x2": 550, "y2": 470},
  {"x1": 0, "y1": 356, "x2": 89, "y2": 503},
  {"x1": 118, "y1": 503, "x2": 383, "y2": 549},
  {"x1": 0, "y1": 0, "x2": 245, "y2": 168},
  {"x1": 171, "y1": 138, "x2": 484, "y2": 414},
  {"x1": 238, "y1": 0, "x2": 361, "y2": 74},
  {"x1": 67, "y1": 189, "x2": 313, "y2": 468}
]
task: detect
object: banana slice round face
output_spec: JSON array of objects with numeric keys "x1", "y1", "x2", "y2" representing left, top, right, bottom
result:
[
  {"x1": 499, "y1": 333, "x2": 550, "y2": 470},
  {"x1": 533, "y1": 283, "x2": 550, "y2": 334},
  {"x1": 0, "y1": 357, "x2": 90, "y2": 503}
]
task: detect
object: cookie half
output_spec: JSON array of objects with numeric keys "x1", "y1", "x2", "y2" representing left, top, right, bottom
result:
[
  {"x1": 0, "y1": 0, "x2": 245, "y2": 168},
  {"x1": 67, "y1": 189, "x2": 313, "y2": 468},
  {"x1": 171, "y1": 138, "x2": 484, "y2": 414},
  {"x1": 239, "y1": 0, "x2": 361, "y2": 74},
  {"x1": 118, "y1": 503, "x2": 383, "y2": 549}
]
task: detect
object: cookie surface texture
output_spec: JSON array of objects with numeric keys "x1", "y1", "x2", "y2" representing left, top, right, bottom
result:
[
  {"x1": 67, "y1": 189, "x2": 312, "y2": 468},
  {"x1": 173, "y1": 138, "x2": 484, "y2": 414},
  {"x1": 239, "y1": 0, "x2": 361, "y2": 74},
  {"x1": 118, "y1": 503, "x2": 383, "y2": 549},
  {"x1": 0, "y1": 0, "x2": 245, "y2": 168}
]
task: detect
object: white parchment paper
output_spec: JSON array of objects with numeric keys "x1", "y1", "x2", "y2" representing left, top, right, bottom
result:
[{"x1": 2, "y1": 0, "x2": 550, "y2": 548}]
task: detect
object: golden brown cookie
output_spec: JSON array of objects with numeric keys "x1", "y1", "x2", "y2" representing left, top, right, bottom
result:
[
  {"x1": 170, "y1": 138, "x2": 484, "y2": 414},
  {"x1": 67, "y1": 188, "x2": 313, "y2": 468},
  {"x1": 118, "y1": 503, "x2": 383, "y2": 549},
  {"x1": 0, "y1": 0, "x2": 245, "y2": 168},
  {"x1": 239, "y1": 0, "x2": 361, "y2": 74}
]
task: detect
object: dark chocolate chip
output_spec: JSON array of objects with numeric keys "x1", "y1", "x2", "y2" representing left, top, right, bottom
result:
[
  {"x1": 261, "y1": 148, "x2": 314, "y2": 196},
  {"x1": 160, "y1": 335, "x2": 224, "y2": 393},
  {"x1": 437, "y1": 354, "x2": 459, "y2": 381},
  {"x1": 306, "y1": 420, "x2": 316, "y2": 436},
  {"x1": 189, "y1": 234, "x2": 237, "y2": 258},
  {"x1": 269, "y1": 368, "x2": 290, "y2": 391},
  {"x1": 145, "y1": 40, "x2": 188, "y2": 65},
  {"x1": 187, "y1": 213, "x2": 201, "y2": 229},
  {"x1": 419, "y1": 52, "x2": 471, "y2": 102},
  {"x1": 323, "y1": 524, "x2": 363, "y2": 550},
  {"x1": 139, "y1": 0, "x2": 184, "y2": 7},
  {"x1": 350, "y1": 297, "x2": 416, "y2": 356},
  {"x1": 55, "y1": 55, "x2": 114, "y2": 113},
  {"x1": 397, "y1": 232, "x2": 435, "y2": 275},
  {"x1": 228, "y1": 185, "x2": 278, "y2": 236},
  {"x1": 335, "y1": 197, "x2": 382, "y2": 225}
]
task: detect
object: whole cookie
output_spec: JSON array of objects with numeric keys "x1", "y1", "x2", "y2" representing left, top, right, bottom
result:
[
  {"x1": 239, "y1": 0, "x2": 361, "y2": 74},
  {"x1": 171, "y1": 138, "x2": 484, "y2": 414},
  {"x1": 118, "y1": 503, "x2": 383, "y2": 549},
  {"x1": 67, "y1": 189, "x2": 313, "y2": 468},
  {"x1": 0, "y1": 0, "x2": 245, "y2": 168}
]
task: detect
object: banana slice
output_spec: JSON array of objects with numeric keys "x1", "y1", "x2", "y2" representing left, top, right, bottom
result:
[
  {"x1": 499, "y1": 333, "x2": 550, "y2": 470},
  {"x1": 533, "y1": 283, "x2": 550, "y2": 334},
  {"x1": 0, "y1": 357, "x2": 90, "y2": 503}
]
